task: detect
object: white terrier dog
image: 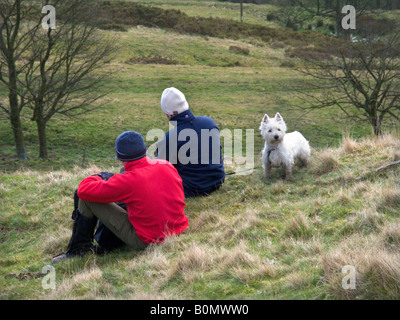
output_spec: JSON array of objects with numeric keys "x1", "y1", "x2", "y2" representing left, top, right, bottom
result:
[{"x1": 260, "y1": 113, "x2": 311, "y2": 181}]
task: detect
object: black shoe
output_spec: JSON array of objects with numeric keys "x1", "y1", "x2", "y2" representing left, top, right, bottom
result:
[
  {"x1": 51, "y1": 249, "x2": 94, "y2": 264},
  {"x1": 52, "y1": 210, "x2": 97, "y2": 264}
]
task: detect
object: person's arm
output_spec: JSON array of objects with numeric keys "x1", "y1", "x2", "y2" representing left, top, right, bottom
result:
[
  {"x1": 156, "y1": 130, "x2": 179, "y2": 163},
  {"x1": 77, "y1": 174, "x2": 133, "y2": 204},
  {"x1": 156, "y1": 133, "x2": 169, "y2": 160}
]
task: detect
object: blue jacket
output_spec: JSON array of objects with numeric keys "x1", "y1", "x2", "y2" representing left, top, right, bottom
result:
[{"x1": 156, "y1": 110, "x2": 225, "y2": 197}]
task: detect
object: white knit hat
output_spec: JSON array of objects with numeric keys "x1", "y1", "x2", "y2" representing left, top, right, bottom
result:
[{"x1": 160, "y1": 87, "x2": 189, "y2": 115}]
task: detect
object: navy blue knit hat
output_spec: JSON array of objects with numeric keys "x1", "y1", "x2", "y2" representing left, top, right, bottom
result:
[{"x1": 115, "y1": 131, "x2": 146, "y2": 161}]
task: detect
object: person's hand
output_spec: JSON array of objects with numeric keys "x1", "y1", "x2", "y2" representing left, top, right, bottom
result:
[{"x1": 96, "y1": 172, "x2": 114, "y2": 181}]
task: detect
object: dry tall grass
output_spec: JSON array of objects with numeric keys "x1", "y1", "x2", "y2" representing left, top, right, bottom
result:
[
  {"x1": 311, "y1": 148, "x2": 340, "y2": 175},
  {"x1": 322, "y1": 233, "x2": 400, "y2": 299},
  {"x1": 314, "y1": 134, "x2": 400, "y2": 299},
  {"x1": 4, "y1": 134, "x2": 400, "y2": 300},
  {"x1": 47, "y1": 134, "x2": 399, "y2": 299}
]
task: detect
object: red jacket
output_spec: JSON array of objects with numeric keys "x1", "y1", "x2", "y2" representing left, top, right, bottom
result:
[{"x1": 77, "y1": 157, "x2": 188, "y2": 244}]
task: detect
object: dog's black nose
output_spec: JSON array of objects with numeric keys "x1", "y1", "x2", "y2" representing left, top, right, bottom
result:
[{"x1": 274, "y1": 135, "x2": 279, "y2": 140}]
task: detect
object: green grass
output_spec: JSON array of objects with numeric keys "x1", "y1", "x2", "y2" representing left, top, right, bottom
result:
[
  {"x1": 113, "y1": 0, "x2": 281, "y2": 28},
  {"x1": 0, "y1": 26, "x2": 370, "y2": 167},
  {"x1": 1, "y1": 0, "x2": 400, "y2": 300},
  {"x1": 2, "y1": 135, "x2": 400, "y2": 299}
]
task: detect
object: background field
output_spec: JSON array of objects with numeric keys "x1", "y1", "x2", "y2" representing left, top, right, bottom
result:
[{"x1": 1, "y1": 0, "x2": 400, "y2": 300}]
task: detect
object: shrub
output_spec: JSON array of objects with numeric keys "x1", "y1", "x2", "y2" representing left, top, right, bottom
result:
[
  {"x1": 229, "y1": 45, "x2": 250, "y2": 55},
  {"x1": 285, "y1": 47, "x2": 332, "y2": 61},
  {"x1": 95, "y1": 1, "x2": 338, "y2": 53},
  {"x1": 355, "y1": 15, "x2": 397, "y2": 39},
  {"x1": 266, "y1": 13, "x2": 277, "y2": 21},
  {"x1": 98, "y1": 23, "x2": 128, "y2": 31},
  {"x1": 125, "y1": 56, "x2": 179, "y2": 65},
  {"x1": 280, "y1": 60, "x2": 295, "y2": 68}
]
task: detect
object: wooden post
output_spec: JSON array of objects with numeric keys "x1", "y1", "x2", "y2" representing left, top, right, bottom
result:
[{"x1": 240, "y1": 0, "x2": 243, "y2": 22}]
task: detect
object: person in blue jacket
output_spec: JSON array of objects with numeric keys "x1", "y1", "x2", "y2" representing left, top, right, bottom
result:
[{"x1": 156, "y1": 87, "x2": 225, "y2": 197}]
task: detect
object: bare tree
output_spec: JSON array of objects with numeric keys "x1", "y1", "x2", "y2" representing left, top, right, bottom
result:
[
  {"x1": 297, "y1": 33, "x2": 400, "y2": 135},
  {"x1": 1, "y1": 0, "x2": 113, "y2": 160},
  {"x1": 0, "y1": 0, "x2": 40, "y2": 160},
  {"x1": 24, "y1": 0, "x2": 113, "y2": 159}
]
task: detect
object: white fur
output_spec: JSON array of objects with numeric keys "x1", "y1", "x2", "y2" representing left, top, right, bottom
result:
[{"x1": 259, "y1": 113, "x2": 311, "y2": 180}]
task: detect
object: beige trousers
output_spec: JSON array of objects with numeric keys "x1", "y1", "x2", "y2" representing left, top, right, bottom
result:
[{"x1": 78, "y1": 200, "x2": 148, "y2": 250}]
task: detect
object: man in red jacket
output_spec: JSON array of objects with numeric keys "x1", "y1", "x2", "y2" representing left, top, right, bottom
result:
[{"x1": 52, "y1": 131, "x2": 188, "y2": 263}]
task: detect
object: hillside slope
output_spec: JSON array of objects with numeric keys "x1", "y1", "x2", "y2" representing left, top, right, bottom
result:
[
  {"x1": 1, "y1": 0, "x2": 399, "y2": 300},
  {"x1": 1, "y1": 135, "x2": 399, "y2": 299}
]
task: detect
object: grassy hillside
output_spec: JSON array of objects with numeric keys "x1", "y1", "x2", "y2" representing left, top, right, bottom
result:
[
  {"x1": 1, "y1": 134, "x2": 400, "y2": 299},
  {"x1": 1, "y1": 0, "x2": 400, "y2": 300},
  {"x1": 113, "y1": 0, "x2": 281, "y2": 28},
  {"x1": 0, "y1": 24, "x2": 370, "y2": 169}
]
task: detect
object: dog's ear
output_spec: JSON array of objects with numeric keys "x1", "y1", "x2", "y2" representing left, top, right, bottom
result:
[
  {"x1": 275, "y1": 112, "x2": 283, "y2": 122},
  {"x1": 263, "y1": 114, "x2": 269, "y2": 123}
]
